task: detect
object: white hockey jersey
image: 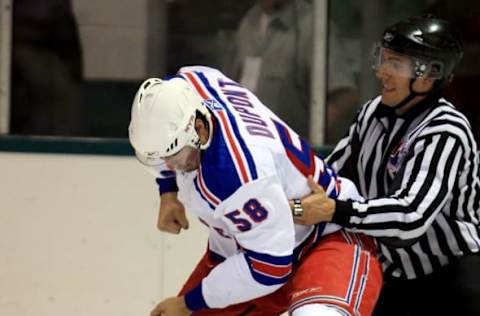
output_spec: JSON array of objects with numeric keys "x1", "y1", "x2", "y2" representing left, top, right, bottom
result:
[{"x1": 153, "y1": 66, "x2": 356, "y2": 311}]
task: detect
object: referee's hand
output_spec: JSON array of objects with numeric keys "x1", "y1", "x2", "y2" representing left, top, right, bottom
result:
[{"x1": 292, "y1": 176, "x2": 336, "y2": 225}]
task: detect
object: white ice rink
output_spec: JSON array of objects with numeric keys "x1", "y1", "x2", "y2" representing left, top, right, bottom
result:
[{"x1": 0, "y1": 152, "x2": 208, "y2": 315}]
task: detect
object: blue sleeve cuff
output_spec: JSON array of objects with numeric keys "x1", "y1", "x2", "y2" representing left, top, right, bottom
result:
[
  {"x1": 184, "y1": 283, "x2": 208, "y2": 311},
  {"x1": 155, "y1": 177, "x2": 178, "y2": 194}
]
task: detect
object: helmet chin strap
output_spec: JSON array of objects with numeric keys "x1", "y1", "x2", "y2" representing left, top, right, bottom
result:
[{"x1": 391, "y1": 77, "x2": 431, "y2": 111}]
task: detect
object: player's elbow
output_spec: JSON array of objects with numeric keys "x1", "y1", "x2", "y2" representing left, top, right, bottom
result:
[
  {"x1": 244, "y1": 252, "x2": 293, "y2": 287},
  {"x1": 250, "y1": 268, "x2": 292, "y2": 287}
]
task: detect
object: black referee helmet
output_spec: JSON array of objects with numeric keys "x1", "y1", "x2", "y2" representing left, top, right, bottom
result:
[{"x1": 381, "y1": 15, "x2": 464, "y2": 85}]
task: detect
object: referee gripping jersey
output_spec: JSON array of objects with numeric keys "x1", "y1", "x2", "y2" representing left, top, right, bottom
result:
[{"x1": 327, "y1": 94, "x2": 480, "y2": 279}]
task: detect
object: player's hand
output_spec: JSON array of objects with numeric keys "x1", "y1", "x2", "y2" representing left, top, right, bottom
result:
[
  {"x1": 292, "y1": 175, "x2": 336, "y2": 225},
  {"x1": 150, "y1": 296, "x2": 191, "y2": 316},
  {"x1": 157, "y1": 192, "x2": 189, "y2": 234}
]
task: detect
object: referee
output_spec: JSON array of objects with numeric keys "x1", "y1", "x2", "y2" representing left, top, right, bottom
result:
[{"x1": 295, "y1": 16, "x2": 480, "y2": 315}]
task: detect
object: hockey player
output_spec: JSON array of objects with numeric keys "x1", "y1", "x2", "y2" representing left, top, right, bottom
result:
[{"x1": 129, "y1": 66, "x2": 382, "y2": 316}]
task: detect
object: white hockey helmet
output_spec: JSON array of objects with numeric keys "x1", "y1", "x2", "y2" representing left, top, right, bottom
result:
[{"x1": 128, "y1": 77, "x2": 211, "y2": 166}]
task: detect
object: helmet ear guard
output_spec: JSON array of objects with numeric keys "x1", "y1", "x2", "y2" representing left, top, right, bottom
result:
[
  {"x1": 413, "y1": 59, "x2": 445, "y2": 80},
  {"x1": 128, "y1": 77, "x2": 212, "y2": 166}
]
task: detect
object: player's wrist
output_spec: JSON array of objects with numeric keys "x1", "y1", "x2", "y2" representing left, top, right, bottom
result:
[
  {"x1": 179, "y1": 296, "x2": 193, "y2": 314},
  {"x1": 184, "y1": 283, "x2": 208, "y2": 311},
  {"x1": 160, "y1": 191, "x2": 179, "y2": 204},
  {"x1": 325, "y1": 198, "x2": 336, "y2": 222}
]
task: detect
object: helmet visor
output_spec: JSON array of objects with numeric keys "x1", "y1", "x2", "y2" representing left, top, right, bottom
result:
[{"x1": 372, "y1": 43, "x2": 445, "y2": 79}]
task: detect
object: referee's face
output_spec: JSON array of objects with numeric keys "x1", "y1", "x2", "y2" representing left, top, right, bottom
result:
[{"x1": 375, "y1": 49, "x2": 414, "y2": 107}]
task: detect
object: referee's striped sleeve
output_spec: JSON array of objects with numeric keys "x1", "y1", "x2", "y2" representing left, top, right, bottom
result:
[{"x1": 332, "y1": 132, "x2": 464, "y2": 241}]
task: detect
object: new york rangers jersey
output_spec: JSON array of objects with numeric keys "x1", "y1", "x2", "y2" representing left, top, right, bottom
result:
[{"x1": 153, "y1": 66, "x2": 361, "y2": 311}]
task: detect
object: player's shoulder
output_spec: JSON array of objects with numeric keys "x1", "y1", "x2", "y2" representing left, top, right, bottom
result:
[{"x1": 197, "y1": 142, "x2": 276, "y2": 207}]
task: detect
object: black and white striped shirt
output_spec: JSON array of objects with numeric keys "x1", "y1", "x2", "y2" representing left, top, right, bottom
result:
[{"x1": 328, "y1": 95, "x2": 480, "y2": 279}]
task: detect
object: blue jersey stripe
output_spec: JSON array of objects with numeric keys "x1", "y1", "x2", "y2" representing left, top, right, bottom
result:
[
  {"x1": 193, "y1": 177, "x2": 216, "y2": 210},
  {"x1": 293, "y1": 223, "x2": 326, "y2": 263},
  {"x1": 195, "y1": 71, "x2": 258, "y2": 181},
  {"x1": 199, "y1": 123, "x2": 243, "y2": 201},
  {"x1": 244, "y1": 249, "x2": 293, "y2": 265},
  {"x1": 243, "y1": 250, "x2": 293, "y2": 286}
]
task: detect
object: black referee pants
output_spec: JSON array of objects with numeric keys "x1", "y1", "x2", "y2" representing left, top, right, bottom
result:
[{"x1": 373, "y1": 253, "x2": 480, "y2": 316}]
